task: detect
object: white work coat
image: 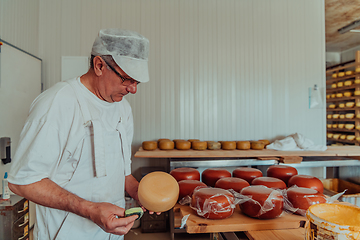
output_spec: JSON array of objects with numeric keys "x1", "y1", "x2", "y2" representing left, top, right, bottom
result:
[{"x1": 9, "y1": 78, "x2": 133, "y2": 240}]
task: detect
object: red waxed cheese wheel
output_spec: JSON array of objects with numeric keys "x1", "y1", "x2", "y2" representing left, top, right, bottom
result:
[
  {"x1": 178, "y1": 180, "x2": 207, "y2": 201},
  {"x1": 138, "y1": 171, "x2": 179, "y2": 212},
  {"x1": 240, "y1": 185, "x2": 284, "y2": 219},
  {"x1": 233, "y1": 167, "x2": 263, "y2": 184},
  {"x1": 267, "y1": 165, "x2": 298, "y2": 185},
  {"x1": 202, "y1": 168, "x2": 231, "y2": 187},
  {"x1": 286, "y1": 187, "x2": 326, "y2": 215},
  {"x1": 170, "y1": 168, "x2": 200, "y2": 182},
  {"x1": 288, "y1": 175, "x2": 324, "y2": 193},
  {"x1": 252, "y1": 177, "x2": 287, "y2": 190},
  {"x1": 191, "y1": 187, "x2": 235, "y2": 219},
  {"x1": 215, "y1": 177, "x2": 250, "y2": 193}
]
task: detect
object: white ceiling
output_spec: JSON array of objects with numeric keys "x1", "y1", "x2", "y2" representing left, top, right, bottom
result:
[{"x1": 326, "y1": 0, "x2": 360, "y2": 52}]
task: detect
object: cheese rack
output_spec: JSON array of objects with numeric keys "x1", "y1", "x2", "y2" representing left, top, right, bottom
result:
[{"x1": 326, "y1": 50, "x2": 360, "y2": 146}]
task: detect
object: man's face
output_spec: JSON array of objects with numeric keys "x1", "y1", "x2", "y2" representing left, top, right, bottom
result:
[{"x1": 101, "y1": 60, "x2": 139, "y2": 103}]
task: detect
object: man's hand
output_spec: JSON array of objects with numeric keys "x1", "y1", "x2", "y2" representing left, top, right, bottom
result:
[{"x1": 88, "y1": 202, "x2": 138, "y2": 235}]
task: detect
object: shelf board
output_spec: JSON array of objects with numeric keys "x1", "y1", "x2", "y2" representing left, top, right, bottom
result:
[
  {"x1": 326, "y1": 96, "x2": 360, "y2": 102},
  {"x1": 326, "y1": 83, "x2": 360, "y2": 92},
  {"x1": 327, "y1": 138, "x2": 358, "y2": 145},
  {"x1": 326, "y1": 108, "x2": 356, "y2": 111},
  {"x1": 326, "y1": 75, "x2": 358, "y2": 84},
  {"x1": 327, "y1": 119, "x2": 358, "y2": 122},
  {"x1": 327, "y1": 128, "x2": 357, "y2": 133}
]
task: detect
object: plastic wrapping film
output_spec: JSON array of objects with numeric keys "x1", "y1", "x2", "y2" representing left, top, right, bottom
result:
[
  {"x1": 190, "y1": 187, "x2": 237, "y2": 219},
  {"x1": 232, "y1": 187, "x2": 284, "y2": 219},
  {"x1": 281, "y1": 185, "x2": 346, "y2": 217}
]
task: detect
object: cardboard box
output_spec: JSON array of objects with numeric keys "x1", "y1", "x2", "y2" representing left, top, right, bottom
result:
[{"x1": 322, "y1": 178, "x2": 360, "y2": 207}]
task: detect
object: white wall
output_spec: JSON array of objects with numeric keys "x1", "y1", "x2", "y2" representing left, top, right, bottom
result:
[
  {"x1": 341, "y1": 45, "x2": 360, "y2": 63},
  {"x1": 2, "y1": 0, "x2": 326, "y2": 179}
]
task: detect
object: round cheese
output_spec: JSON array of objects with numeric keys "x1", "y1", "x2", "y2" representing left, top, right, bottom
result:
[
  {"x1": 138, "y1": 171, "x2": 179, "y2": 212},
  {"x1": 192, "y1": 141, "x2": 207, "y2": 150},
  {"x1": 240, "y1": 185, "x2": 284, "y2": 219},
  {"x1": 343, "y1": 92, "x2": 352, "y2": 97},
  {"x1": 202, "y1": 168, "x2": 231, "y2": 187},
  {"x1": 251, "y1": 177, "x2": 287, "y2": 189},
  {"x1": 288, "y1": 175, "x2": 323, "y2": 193},
  {"x1": 221, "y1": 141, "x2": 236, "y2": 150},
  {"x1": 158, "y1": 138, "x2": 170, "y2": 143},
  {"x1": 356, "y1": 67, "x2": 360, "y2": 73},
  {"x1": 236, "y1": 141, "x2": 251, "y2": 150},
  {"x1": 175, "y1": 140, "x2": 191, "y2": 150},
  {"x1": 207, "y1": 141, "x2": 221, "y2": 150},
  {"x1": 346, "y1": 70, "x2": 353, "y2": 75},
  {"x1": 258, "y1": 139, "x2": 270, "y2": 146},
  {"x1": 337, "y1": 82, "x2": 343, "y2": 87},
  {"x1": 178, "y1": 180, "x2": 207, "y2": 201},
  {"x1": 191, "y1": 188, "x2": 235, "y2": 219},
  {"x1": 159, "y1": 140, "x2": 175, "y2": 150},
  {"x1": 232, "y1": 167, "x2": 263, "y2": 184},
  {"x1": 142, "y1": 141, "x2": 158, "y2": 151},
  {"x1": 266, "y1": 165, "x2": 298, "y2": 185},
  {"x1": 338, "y1": 72, "x2": 345, "y2": 77},
  {"x1": 214, "y1": 177, "x2": 250, "y2": 193},
  {"x1": 344, "y1": 80, "x2": 352, "y2": 86},
  {"x1": 332, "y1": 73, "x2": 338, "y2": 78},
  {"x1": 170, "y1": 167, "x2": 200, "y2": 182},
  {"x1": 251, "y1": 141, "x2": 265, "y2": 150},
  {"x1": 287, "y1": 187, "x2": 326, "y2": 215}
]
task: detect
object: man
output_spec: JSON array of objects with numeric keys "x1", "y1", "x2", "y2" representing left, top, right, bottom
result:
[{"x1": 8, "y1": 29, "x2": 149, "y2": 239}]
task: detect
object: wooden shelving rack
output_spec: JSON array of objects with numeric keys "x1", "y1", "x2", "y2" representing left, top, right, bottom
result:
[{"x1": 326, "y1": 51, "x2": 360, "y2": 146}]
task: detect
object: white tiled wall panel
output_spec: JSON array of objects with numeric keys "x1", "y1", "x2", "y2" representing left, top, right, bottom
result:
[{"x1": 1, "y1": 0, "x2": 326, "y2": 174}]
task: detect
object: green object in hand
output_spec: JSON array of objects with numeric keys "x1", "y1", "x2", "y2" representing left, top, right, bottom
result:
[{"x1": 125, "y1": 207, "x2": 144, "y2": 220}]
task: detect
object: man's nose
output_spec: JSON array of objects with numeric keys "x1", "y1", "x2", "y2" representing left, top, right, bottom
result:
[{"x1": 126, "y1": 83, "x2": 137, "y2": 94}]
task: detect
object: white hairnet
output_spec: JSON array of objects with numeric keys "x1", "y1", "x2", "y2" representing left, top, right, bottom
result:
[{"x1": 91, "y1": 28, "x2": 150, "y2": 83}]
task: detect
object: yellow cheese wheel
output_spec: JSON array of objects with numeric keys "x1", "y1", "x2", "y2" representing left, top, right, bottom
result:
[
  {"x1": 356, "y1": 136, "x2": 360, "y2": 142},
  {"x1": 354, "y1": 90, "x2": 360, "y2": 95},
  {"x1": 356, "y1": 67, "x2": 360, "y2": 73},
  {"x1": 332, "y1": 114, "x2": 339, "y2": 119},
  {"x1": 221, "y1": 141, "x2": 236, "y2": 150},
  {"x1": 346, "y1": 70, "x2": 353, "y2": 76},
  {"x1": 357, "y1": 114, "x2": 360, "y2": 119},
  {"x1": 333, "y1": 134, "x2": 340, "y2": 139},
  {"x1": 327, "y1": 133, "x2": 333, "y2": 138},
  {"x1": 338, "y1": 124, "x2": 345, "y2": 129},
  {"x1": 346, "y1": 113, "x2": 355, "y2": 119},
  {"x1": 346, "y1": 102, "x2": 355, "y2": 108},
  {"x1": 347, "y1": 135, "x2": 355, "y2": 141},
  {"x1": 338, "y1": 103, "x2": 345, "y2": 108},
  {"x1": 355, "y1": 79, "x2": 360, "y2": 84},
  {"x1": 207, "y1": 141, "x2": 221, "y2": 150},
  {"x1": 159, "y1": 140, "x2": 175, "y2": 150},
  {"x1": 337, "y1": 82, "x2": 343, "y2": 87},
  {"x1": 331, "y1": 84, "x2": 337, "y2": 88},
  {"x1": 236, "y1": 141, "x2": 251, "y2": 150},
  {"x1": 343, "y1": 92, "x2": 352, "y2": 97},
  {"x1": 356, "y1": 102, "x2": 360, "y2": 107},
  {"x1": 332, "y1": 73, "x2": 338, "y2": 78},
  {"x1": 345, "y1": 124, "x2": 354, "y2": 130},
  {"x1": 338, "y1": 72, "x2": 345, "y2": 77},
  {"x1": 258, "y1": 139, "x2": 270, "y2": 146},
  {"x1": 251, "y1": 141, "x2": 265, "y2": 150},
  {"x1": 332, "y1": 124, "x2": 338, "y2": 128},
  {"x1": 327, "y1": 124, "x2": 332, "y2": 128},
  {"x1": 192, "y1": 141, "x2": 207, "y2": 150},
  {"x1": 339, "y1": 114, "x2": 345, "y2": 119},
  {"x1": 328, "y1": 104, "x2": 336, "y2": 109},
  {"x1": 158, "y1": 138, "x2": 170, "y2": 143},
  {"x1": 331, "y1": 93, "x2": 336, "y2": 98},
  {"x1": 138, "y1": 171, "x2": 179, "y2": 212},
  {"x1": 142, "y1": 141, "x2": 158, "y2": 151},
  {"x1": 344, "y1": 80, "x2": 352, "y2": 86},
  {"x1": 175, "y1": 140, "x2": 191, "y2": 150},
  {"x1": 340, "y1": 135, "x2": 346, "y2": 140},
  {"x1": 336, "y1": 93, "x2": 343, "y2": 98}
]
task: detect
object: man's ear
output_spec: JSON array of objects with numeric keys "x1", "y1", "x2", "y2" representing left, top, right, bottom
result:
[{"x1": 93, "y1": 56, "x2": 105, "y2": 76}]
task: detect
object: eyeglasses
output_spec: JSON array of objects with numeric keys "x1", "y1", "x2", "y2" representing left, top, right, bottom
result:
[{"x1": 103, "y1": 59, "x2": 140, "y2": 86}]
